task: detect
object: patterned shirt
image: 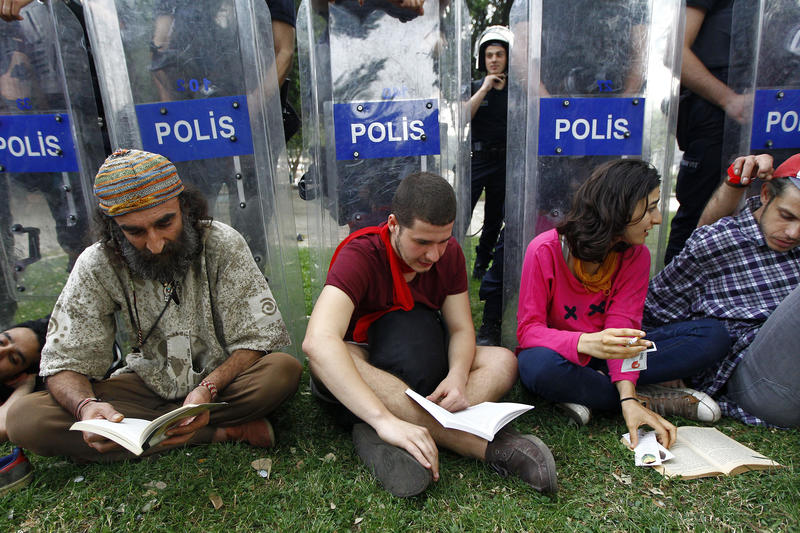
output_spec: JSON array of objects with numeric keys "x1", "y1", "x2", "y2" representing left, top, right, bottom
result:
[
  {"x1": 41, "y1": 221, "x2": 290, "y2": 400},
  {"x1": 643, "y1": 197, "x2": 800, "y2": 425}
]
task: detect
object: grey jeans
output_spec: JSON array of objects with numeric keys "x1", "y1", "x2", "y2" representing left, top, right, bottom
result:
[{"x1": 727, "y1": 285, "x2": 800, "y2": 427}]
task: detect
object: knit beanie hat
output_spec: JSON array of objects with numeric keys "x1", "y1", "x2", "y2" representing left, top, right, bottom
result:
[{"x1": 94, "y1": 148, "x2": 184, "y2": 216}]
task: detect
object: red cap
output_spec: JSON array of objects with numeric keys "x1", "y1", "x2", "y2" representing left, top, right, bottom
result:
[{"x1": 773, "y1": 154, "x2": 800, "y2": 190}]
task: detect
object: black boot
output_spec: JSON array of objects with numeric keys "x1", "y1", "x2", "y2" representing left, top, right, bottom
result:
[{"x1": 476, "y1": 320, "x2": 501, "y2": 346}]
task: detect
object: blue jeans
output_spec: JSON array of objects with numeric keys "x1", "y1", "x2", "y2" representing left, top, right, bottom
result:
[{"x1": 517, "y1": 319, "x2": 730, "y2": 411}]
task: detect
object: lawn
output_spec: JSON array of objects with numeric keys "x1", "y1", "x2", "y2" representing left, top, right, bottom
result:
[
  {"x1": 2, "y1": 243, "x2": 798, "y2": 532},
  {"x1": 2, "y1": 379, "x2": 797, "y2": 531}
]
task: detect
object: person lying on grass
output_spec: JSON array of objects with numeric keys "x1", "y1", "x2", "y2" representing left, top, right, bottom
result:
[{"x1": 1, "y1": 316, "x2": 48, "y2": 442}]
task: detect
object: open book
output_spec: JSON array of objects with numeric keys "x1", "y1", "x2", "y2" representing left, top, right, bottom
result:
[
  {"x1": 405, "y1": 389, "x2": 532, "y2": 441},
  {"x1": 623, "y1": 426, "x2": 782, "y2": 479},
  {"x1": 70, "y1": 402, "x2": 227, "y2": 455}
]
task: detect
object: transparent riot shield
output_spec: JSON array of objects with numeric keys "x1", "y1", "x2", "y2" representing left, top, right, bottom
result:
[
  {"x1": 504, "y1": 0, "x2": 683, "y2": 343},
  {"x1": 0, "y1": 2, "x2": 105, "y2": 330},
  {"x1": 722, "y1": 0, "x2": 800, "y2": 170},
  {"x1": 83, "y1": 0, "x2": 305, "y2": 354},
  {"x1": 297, "y1": 0, "x2": 471, "y2": 293}
]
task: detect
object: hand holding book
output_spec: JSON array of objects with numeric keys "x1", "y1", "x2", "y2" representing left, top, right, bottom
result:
[
  {"x1": 70, "y1": 402, "x2": 227, "y2": 456},
  {"x1": 425, "y1": 373, "x2": 469, "y2": 412},
  {"x1": 406, "y1": 389, "x2": 533, "y2": 441},
  {"x1": 621, "y1": 427, "x2": 782, "y2": 479}
]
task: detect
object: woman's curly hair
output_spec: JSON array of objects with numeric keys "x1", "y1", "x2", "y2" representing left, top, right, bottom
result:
[{"x1": 558, "y1": 159, "x2": 661, "y2": 263}]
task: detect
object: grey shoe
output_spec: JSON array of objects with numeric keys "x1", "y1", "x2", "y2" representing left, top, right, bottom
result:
[
  {"x1": 637, "y1": 384, "x2": 721, "y2": 423},
  {"x1": 485, "y1": 428, "x2": 558, "y2": 494},
  {"x1": 0, "y1": 448, "x2": 33, "y2": 496},
  {"x1": 556, "y1": 402, "x2": 591, "y2": 426},
  {"x1": 352, "y1": 423, "x2": 432, "y2": 497}
]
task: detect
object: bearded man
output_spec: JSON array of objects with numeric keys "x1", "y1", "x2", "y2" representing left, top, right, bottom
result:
[{"x1": 6, "y1": 149, "x2": 301, "y2": 462}]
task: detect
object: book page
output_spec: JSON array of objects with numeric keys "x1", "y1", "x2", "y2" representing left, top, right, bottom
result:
[
  {"x1": 655, "y1": 438, "x2": 724, "y2": 479},
  {"x1": 144, "y1": 403, "x2": 226, "y2": 444},
  {"x1": 70, "y1": 418, "x2": 152, "y2": 455},
  {"x1": 458, "y1": 401, "x2": 534, "y2": 435},
  {"x1": 678, "y1": 426, "x2": 780, "y2": 475},
  {"x1": 405, "y1": 389, "x2": 532, "y2": 440}
]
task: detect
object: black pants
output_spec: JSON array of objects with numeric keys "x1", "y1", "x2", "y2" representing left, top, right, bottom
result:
[
  {"x1": 367, "y1": 304, "x2": 449, "y2": 396},
  {"x1": 665, "y1": 95, "x2": 725, "y2": 264},
  {"x1": 470, "y1": 155, "x2": 506, "y2": 267},
  {"x1": 479, "y1": 228, "x2": 504, "y2": 325},
  {"x1": 311, "y1": 304, "x2": 449, "y2": 427}
]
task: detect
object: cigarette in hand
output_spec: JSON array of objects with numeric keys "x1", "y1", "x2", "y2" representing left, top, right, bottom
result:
[{"x1": 627, "y1": 337, "x2": 638, "y2": 345}]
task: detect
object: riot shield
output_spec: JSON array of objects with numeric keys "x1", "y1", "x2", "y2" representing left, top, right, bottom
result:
[
  {"x1": 0, "y1": 2, "x2": 105, "y2": 329},
  {"x1": 504, "y1": 0, "x2": 683, "y2": 342},
  {"x1": 82, "y1": 0, "x2": 305, "y2": 354},
  {"x1": 722, "y1": 0, "x2": 800, "y2": 169},
  {"x1": 296, "y1": 0, "x2": 471, "y2": 293}
]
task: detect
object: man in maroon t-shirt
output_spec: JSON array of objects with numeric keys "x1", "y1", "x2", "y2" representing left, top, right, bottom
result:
[{"x1": 303, "y1": 172, "x2": 557, "y2": 498}]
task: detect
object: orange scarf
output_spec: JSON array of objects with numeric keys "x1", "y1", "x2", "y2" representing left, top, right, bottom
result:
[{"x1": 572, "y1": 252, "x2": 619, "y2": 293}]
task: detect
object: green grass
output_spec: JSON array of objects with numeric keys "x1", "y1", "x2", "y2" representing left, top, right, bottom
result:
[
  {"x1": 11, "y1": 254, "x2": 71, "y2": 324},
  {"x1": 2, "y1": 238, "x2": 798, "y2": 531},
  {"x1": 2, "y1": 381, "x2": 797, "y2": 531}
]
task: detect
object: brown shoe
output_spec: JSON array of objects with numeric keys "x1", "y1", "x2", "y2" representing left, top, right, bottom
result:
[
  {"x1": 485, "y1": 428, "x2": 558, "y2": 494},
  {"x1": 223, "y1": 418, "x2": 276, "y2": 448},
  {"x1": 637, "y1": 384, "x2": 721, "y2": 423}
]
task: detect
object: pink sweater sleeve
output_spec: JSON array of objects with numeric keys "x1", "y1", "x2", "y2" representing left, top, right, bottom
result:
[
  {"x1": 604, "y1": 246, "x2": 651, "y2": 384},
  {"x1": 517, "y1": 234, "x2": 589, "y2": 366}
]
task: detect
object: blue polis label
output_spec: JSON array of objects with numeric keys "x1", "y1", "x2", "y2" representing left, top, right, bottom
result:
[
  {"x1": 333, "y1": 99, "x2": 440, "y2": 160},
  {"x1": 751, "y1": 89, "x2": 800, "y2": 151},
  {"x1": 538, "y1": 97, "x2": 645, "y2": 156},
  {"x1": 136, "y1": 95, "x2": 254, "y2": 162},
  {"x1": 0, "y1": 113, "x2": 79, "y2": 173}
]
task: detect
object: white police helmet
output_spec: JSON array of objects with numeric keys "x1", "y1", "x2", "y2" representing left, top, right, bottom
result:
[{"x1": 474, "y1": 25, "x2": 513, "y2": 71}]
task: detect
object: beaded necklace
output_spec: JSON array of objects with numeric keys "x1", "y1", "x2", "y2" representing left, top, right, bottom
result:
[{"x1": 127, "y1": 276, "x2": 179, "y2": 352}]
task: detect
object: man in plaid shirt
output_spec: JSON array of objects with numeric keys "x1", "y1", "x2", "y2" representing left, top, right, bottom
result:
[{"x1": 644, "y1": 154, "x2": 800, "y2": 427}]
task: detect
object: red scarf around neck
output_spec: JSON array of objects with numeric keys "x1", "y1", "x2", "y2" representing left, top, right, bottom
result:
[{"x1": 329, "y1": 223, "x2": 415, "y2": 342}]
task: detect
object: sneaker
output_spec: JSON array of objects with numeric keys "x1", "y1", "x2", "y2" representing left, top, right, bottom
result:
[
  {"x1": 556, "y1": 402, "x2": 591, "y2": 426},
  {"x1": 637, "y1": 384, "x2": 721, "y2": 423},
  {"x1": 223, "y1": 418, "x2": 276, "y2": 448},
  {"x1": 476, "y1": 321, "x2": 501, "y2": 347},
  {"x1": 352, "y1": 423, "x2": 432, "y2": 498},
  {"x1": 0, "y1": 448, "x2": 33, "y2": 496},
  {"x1": 485, "y1": 428, "x2": 558, "y2": 494}
]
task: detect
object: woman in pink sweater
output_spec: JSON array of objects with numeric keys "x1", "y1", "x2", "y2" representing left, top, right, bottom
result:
[{"x1": 516, "y1": 160, "x2": 727, "y2": 448}]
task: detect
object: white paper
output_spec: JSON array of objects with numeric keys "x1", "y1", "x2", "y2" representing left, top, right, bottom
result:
[{"x1": 622, "y1": 430, "x2": 675, "y2": 467}]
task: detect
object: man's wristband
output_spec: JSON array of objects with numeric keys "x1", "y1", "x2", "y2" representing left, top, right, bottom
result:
[
  {"x1": 199, "y1": 379, "x2": 218, "y2": 401},
  {"x1": 619, "y1": 397, "x2": 640, "y2": 405},
  {"x1": 74, "y1": 397, "x2": 100, "y2": 419}
]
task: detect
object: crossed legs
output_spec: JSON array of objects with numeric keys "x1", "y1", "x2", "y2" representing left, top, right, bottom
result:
[
  {"x1": 7, "y1": 352, "x2": 301, "y2": 462},
  {"x1": 347, "y1": 342, "x2": 517, "y2": 459}
]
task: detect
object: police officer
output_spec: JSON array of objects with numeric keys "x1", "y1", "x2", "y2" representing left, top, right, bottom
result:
[
  {"x1": 665, "y1": 0, "x2": 744, "y2": 264},
  {"x1": 468, "y1": 26, "x2": 512, "y2": 280}
]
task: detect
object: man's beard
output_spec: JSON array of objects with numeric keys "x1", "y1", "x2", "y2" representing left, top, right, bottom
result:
[{"x1": 115, "y1": 215, "x2": 202, "y2": 283}]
